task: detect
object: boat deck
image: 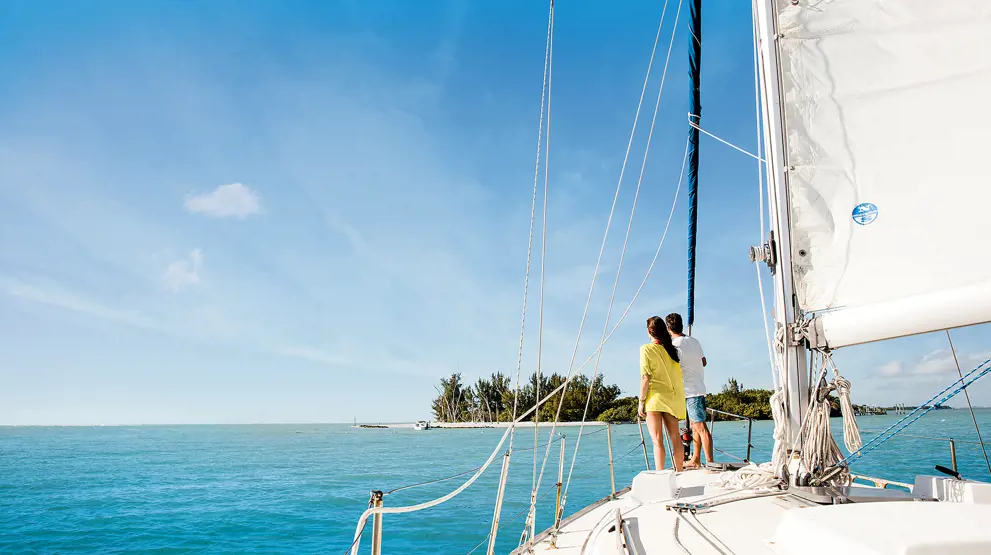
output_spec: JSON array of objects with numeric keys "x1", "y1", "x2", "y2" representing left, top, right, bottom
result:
[{"x1": 517, "y1": 468, "x2": 991, "y2": 555}]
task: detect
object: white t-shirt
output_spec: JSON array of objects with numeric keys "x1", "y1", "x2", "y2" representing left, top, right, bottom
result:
[{"x1": 672, "y1": 335, "x2": 706, "y2": 398}]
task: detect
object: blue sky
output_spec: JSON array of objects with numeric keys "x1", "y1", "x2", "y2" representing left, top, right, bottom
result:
[{"x1": 1, "y1": 0, "x2": 988, "y2": 425}]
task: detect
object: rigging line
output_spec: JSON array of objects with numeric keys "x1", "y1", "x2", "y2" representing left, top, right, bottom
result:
[
  {"x1": 527, "y1": 0, "x2": 564, "y2": 535},
  {"x1": 563, "y1": 0, "x2": 685, "y2": 505},
  {"x1": 750, "y1": 0, "x2": 777, "y2": 391},
  {"x1": 342, "y1": 519, "x2": 367, "y2": 555},
  {"x1": 508, "y1": 0, "x2": 555, "y2": 455},
  {"x1": 687, "y1": 117, "x2": 765, "y2": 162},
  {"x1": 525, "y1": 0, "x2": 673, "y2": 527},
  {"x1": 837, "y1": 358, "x2": 991, "y2": 468},
  {"x1": 532, "y1": 0, "x2": 555, "y2": 527},
  {"x1": 945, "y1": 329, "x2": 991, "y2": 477},
  {"x1": 528, "y1": 0, "x2": 555, "y2": 540},
  {"x1": 567, "y1": 136, "x2": 690, "y2": 380},
  {"x1": 570, "y1": 442, "x2": 646, "y2": 482},
  {"x1": 859, "y1": 430, "x2": 984, "y2": 446},
  {"x1": 513, "y1": 433, "x2": 564, "y2": 454},
  {"x1": 465, "y1": 484, "x2": 559, "y2": 555},
  {"x1": 528, "y1": 145, "x2": 689, "y2": 400},
  {"x1": 385, "y1": 465, "x2": 484, "y2": 496}
]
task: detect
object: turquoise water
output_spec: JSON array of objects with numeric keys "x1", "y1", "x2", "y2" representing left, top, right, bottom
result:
[{"x1": 3, "y1": 410, "x2": 991, "y2": 554}]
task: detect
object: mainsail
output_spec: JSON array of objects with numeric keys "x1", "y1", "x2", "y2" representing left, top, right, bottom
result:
[{"x1": 769, "y1": 0, "x2": 991, "y2": 348}]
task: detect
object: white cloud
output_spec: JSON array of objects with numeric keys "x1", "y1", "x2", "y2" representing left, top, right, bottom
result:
[
  {"x1": 878, "y1": 349, "x2": 991, "y2": 378},
  {"x1": 879, "y1": 360, "x2": 903, "y2": 377},
  {"x1": 0, "y1": 275, "x2": 156, "y2": 330},
  {"x1": 184, "y1": 183, "x2": 261, "y2": 218},
  {"x1": 162, "y1": 249, "x2": 203, "y2": 292}
]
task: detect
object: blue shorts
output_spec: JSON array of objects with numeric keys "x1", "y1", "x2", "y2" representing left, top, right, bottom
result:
[{"x1": 686, "y1": 396, "x2": 707, "y2": 423}]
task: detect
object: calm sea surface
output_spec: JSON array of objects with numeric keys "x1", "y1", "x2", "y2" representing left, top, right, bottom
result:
[{"x1": 3, "y1": 410, "x2": 991, "y2": 554}]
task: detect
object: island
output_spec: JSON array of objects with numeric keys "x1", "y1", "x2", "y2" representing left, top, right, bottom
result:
[{"x1": 429, "y1": 373, "x2": 818, "y2": 424}]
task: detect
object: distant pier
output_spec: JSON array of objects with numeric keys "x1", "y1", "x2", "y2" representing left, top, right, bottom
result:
[{"x1": 855, "y1": 405, "x2": 888, "y2": 416}]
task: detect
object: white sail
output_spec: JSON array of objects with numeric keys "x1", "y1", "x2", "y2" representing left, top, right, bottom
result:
[{"x1": 772, "y1": 0, "x2": 991, "y2": 348}]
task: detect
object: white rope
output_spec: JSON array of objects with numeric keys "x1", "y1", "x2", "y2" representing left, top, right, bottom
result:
[
  {"x1": 824, "y1": 354, "x2": 863, "y2": 453},
  {"x1": 528, "y1": 0, "x2": 555, "y2": 539},
  {"x1": 799, "y1": 355, "x2": 850, "y2": 485},
  {"x1": 771, "y1": 324, "x2": 790, "y2": 473},
  {"x1": 561, "y1": 0, "x2": 685, "y2": 506},
  {"x1": 769, "y1": 389, "x2": 788, "y2": 470},
  {"x1": 414, "y1": 1, "x2": 550, "y2": 549},
  {"x1": 507, "y1": 0, "x2": 554, "y2": 453},
  {"x1": 524, "y1": 0, "x2": 675, "y2": 534},
  {"x1": 790, "y1": 350, "x2": 863, "y2": 487},
  {"x1": 687, "y1": 118, "x2": 765, "y2": 162},
  {"x1": 717, "y1": 462, "x2": 780, "y2": 492},
  {"x1": 561, "y1": 135, "x2": 689, "y2": 384}
]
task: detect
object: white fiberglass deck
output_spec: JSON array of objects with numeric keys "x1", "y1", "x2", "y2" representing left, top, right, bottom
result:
[{"x1": 516, "y1": 468, "x2": 991, "y2": 555}]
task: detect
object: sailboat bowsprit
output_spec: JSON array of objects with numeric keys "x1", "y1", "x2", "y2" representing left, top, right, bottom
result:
[{"x1": 351, "y1": 1, "x2": 991, "y2": 553}]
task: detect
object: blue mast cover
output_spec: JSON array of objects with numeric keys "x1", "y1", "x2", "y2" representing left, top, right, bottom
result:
[{"x1": 686, "y1": 0, "x2": 702, "y2": 332}]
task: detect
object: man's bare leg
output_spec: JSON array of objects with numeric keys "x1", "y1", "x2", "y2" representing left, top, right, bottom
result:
[
  {"x1": 687, "y1": 428, "x2": 702, "y2": 469},
  {"x1": 692, "y1": 421, "x2": 714, "y2": 465}
]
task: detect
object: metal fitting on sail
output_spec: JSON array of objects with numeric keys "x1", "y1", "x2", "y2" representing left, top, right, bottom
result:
[{"x1": 749, "y1": 232, "x2": 777, "y2": 272}]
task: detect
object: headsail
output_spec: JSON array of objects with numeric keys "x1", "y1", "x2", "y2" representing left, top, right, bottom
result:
[
  {"x1": 770, "y1": 0, "x2": 991, "y2": 348},
  {"x1": 686, "y1": 0, "x2": 702, "y2": 333}
]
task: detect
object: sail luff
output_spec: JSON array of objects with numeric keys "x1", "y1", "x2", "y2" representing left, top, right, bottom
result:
[
  {"x1": 753, "y1": 0, "x2": 810, "y2": 458},
  {"x1": 685, "y1": 0, "x2": 702, "y2": 333}
]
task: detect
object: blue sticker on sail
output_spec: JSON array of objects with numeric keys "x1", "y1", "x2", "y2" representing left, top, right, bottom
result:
[{"x1": 852, "y1": 203, "x2": 878, "y2": 225}]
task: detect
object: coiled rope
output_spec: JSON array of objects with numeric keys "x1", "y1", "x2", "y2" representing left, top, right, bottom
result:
[
  {"x1": 717, "y1": 462, "x2": 781, "y2": 492},
  {"x1": 798, "y1": 352, "x2": 862, "y2": 485}
]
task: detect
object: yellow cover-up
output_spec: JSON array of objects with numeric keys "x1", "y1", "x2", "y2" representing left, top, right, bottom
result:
[{"x1": 639, "y1": 343, "x2": 686, "y2": 419}]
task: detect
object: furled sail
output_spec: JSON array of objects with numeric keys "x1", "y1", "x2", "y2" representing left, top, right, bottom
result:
[
  {"x1": 771, "y1": 0, "x2": 991, "y2": 348},
  {"x1": 686, "y1": 0, "x2": 702, "y2": 333}
]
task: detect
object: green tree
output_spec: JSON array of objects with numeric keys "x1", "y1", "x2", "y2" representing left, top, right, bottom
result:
[
  {"x1": 472, "y1": 372, "x2": 511, "y2": 422},
  {"x1": 706, "y1": 378, "x2": 774, "y2": 420},
  {"x1": 597, "y1": 396, "x2": 639, "y2": 422},
  {"x1": 438, "y1": 371, "x2": 624, "y2": 423},
  {"x1": 431, "y1": 373, "x2": 473, "y2": 422}
]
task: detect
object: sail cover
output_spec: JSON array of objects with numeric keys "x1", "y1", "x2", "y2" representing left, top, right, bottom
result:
[{"x1": 772, "y1": 0, "x2": 991, "y2": 348}]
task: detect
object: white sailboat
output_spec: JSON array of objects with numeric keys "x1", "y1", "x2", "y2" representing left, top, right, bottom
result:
[{"x1": 351, "y1": 0, "x2": 991, "y2": 553}]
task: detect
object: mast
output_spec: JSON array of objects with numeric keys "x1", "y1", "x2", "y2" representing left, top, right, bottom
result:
[
  {"x1": 751, "y1": 0, "x2": 809, "y2": 468},
  {"x1": 685, "y1": 0, "x2": 702, "y2": 336}
]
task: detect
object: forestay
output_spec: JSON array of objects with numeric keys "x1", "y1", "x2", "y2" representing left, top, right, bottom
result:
[{"x1": 772, "y1": 0, "x2": 991, "y2": 348}]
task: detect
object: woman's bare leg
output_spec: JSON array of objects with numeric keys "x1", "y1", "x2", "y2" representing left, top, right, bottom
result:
[
  {"x1": 661, "y1": 413, "x2": 684, "y2": 472},
  {"x1": 646, "y1": 411, "x2": 665, "y2": 470}
]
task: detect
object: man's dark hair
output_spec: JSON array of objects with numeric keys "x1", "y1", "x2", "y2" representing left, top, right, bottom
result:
[{"x1": 665, "y1": 313, "x2": 684, "y2": 335}]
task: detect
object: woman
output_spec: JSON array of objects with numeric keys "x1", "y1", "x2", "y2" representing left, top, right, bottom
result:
[{"x1": 637, "y1": 316, "x2": 686, "y2": 472}]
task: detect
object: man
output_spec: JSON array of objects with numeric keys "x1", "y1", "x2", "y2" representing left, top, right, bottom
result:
[{"x1": 666, "y1": 312, "x2": 713, "y2": 469}]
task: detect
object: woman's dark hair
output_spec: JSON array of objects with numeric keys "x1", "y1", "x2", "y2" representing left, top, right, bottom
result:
[
  {"x1": 665, "y1": 313, "x2": 684, "y2": 335},
  {"x1": 647, "y1": 316, "x2": 680, "y2": 363}
]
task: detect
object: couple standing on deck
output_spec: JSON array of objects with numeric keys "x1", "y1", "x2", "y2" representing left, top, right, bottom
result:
[{"x1": 637, "y1": 313, "x2": 713, "y2": 472}]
